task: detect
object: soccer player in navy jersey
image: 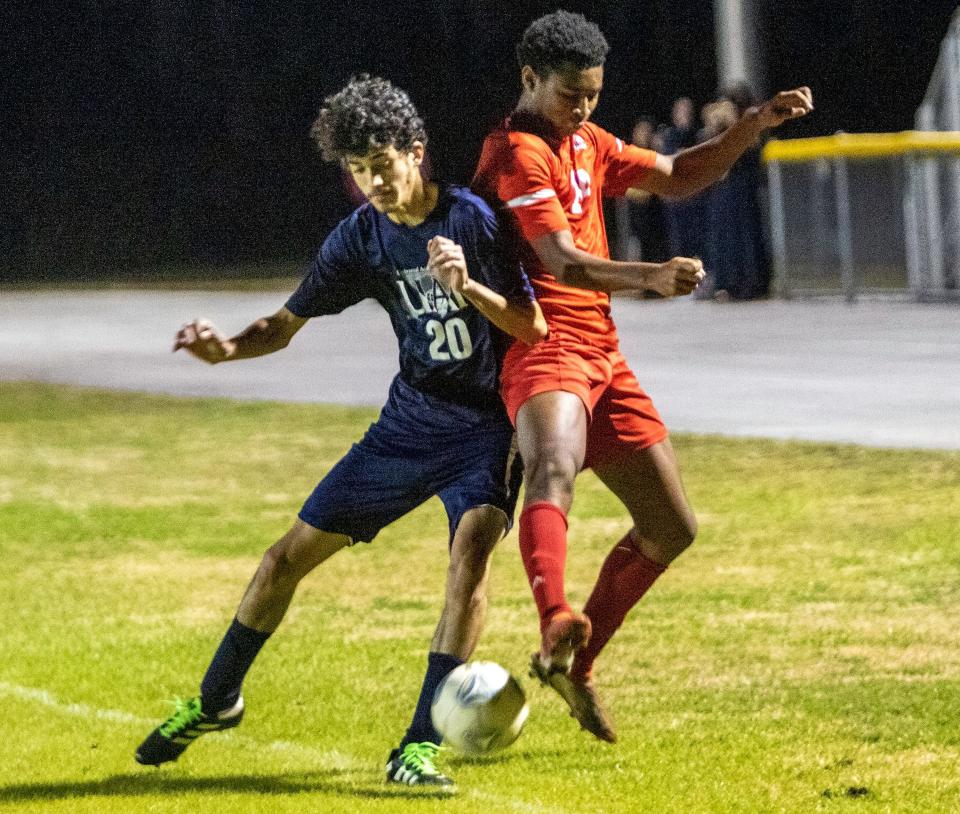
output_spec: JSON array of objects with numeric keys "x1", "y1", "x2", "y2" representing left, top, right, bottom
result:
[{"x1": 134, "y1": 75, "x2": 546, "y2": 788}]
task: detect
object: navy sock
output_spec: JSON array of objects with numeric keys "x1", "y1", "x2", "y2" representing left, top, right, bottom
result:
[
  {"x1": 399, "y1": 651, "x2": 464, "y2": 748},
  {"x1": 199, "y1": 618, "x2": 271, "y2": 713}
]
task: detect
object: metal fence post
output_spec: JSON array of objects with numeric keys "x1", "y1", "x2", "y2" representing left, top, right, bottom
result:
[
  {"x1": 833, "y1": 157, "x2": 856, "y2": 303},
  {"x1": 767, "y1": 157, "x2": 790, "y2": 298},
  {"x1": 921, "y1": 155, "x2": 946, "y2": 294},
  {"x1": 945, "y1": 32, "x2": 960, "y2": 289},
  {"x1": 903, "y1": 155, "x2": 927, "y2": 299}
]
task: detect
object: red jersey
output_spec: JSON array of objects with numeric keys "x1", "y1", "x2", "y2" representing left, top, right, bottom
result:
[{"x1": 473, "y1": 115, "x2": 658, "y2": 347}]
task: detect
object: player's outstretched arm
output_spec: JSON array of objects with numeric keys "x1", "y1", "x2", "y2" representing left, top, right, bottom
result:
[
  {"x1": 427, "y1": 236, "x2": 547, "y2": 345},
  {"x1": 531, "y1": 229, "x2": 704, "y2": 297},
  {"x1": 173, "y1": 307, "x2": 307, "y2": 364},
  {"x1": 638, "y1": 87, "x2": 814, "y2": 200}
]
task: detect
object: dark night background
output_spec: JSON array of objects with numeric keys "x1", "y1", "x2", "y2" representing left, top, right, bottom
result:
[{"x1": 2, "y1": 1, "x2": 957, "y2": 281}]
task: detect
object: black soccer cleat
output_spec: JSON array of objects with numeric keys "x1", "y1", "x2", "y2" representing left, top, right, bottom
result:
[
  {"x1": 135, "y1": 695, "x2": 244, "y2": 766},
  {"x1": 529, "y1": 654, "x2": 617, "y2": 743}
]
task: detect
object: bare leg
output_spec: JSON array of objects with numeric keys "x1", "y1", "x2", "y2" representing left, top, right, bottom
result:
[
  {"x1": 237, "y1": 518, "x2": 351, "y2": 632},
  {"x1": 516, "y1": 390, "x2": 588, "y2": 510},
  {"x1": 430, "y1": 504, "x2": 507, "y2": 658},
  {"x1": 592, "y1": 438, "x2": 697, "y2": 565}
]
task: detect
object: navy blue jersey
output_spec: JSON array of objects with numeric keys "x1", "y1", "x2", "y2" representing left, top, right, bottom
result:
[{"x1": 286, "y1": 185, "x2": 534, "y2": 410}]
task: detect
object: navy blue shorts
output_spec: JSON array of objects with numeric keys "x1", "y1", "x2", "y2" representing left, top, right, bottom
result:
[{"x1": 299, "y1": 377, "x2": 523, "y2": 544}]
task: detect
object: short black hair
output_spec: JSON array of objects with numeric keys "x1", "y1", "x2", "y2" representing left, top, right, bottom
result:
[
  {"x1": 310, "y1": 74, "x2": 427, "y2": 162},
  {"x1": 516, "y1": 10, "x2": 609, "y2": 76}
]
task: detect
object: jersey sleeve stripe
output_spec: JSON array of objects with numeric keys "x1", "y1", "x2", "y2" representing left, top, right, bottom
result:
[{"x1": 506, "y1": 188, "x2": 556, "y2": 209}]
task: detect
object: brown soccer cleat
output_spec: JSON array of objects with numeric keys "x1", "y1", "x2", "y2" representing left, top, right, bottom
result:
[
  {"x1": 529, "y1": 657, "x2": 617, "y2": 743},
  {"x1": 535, "y1": 611, "x2": 591, "y2": 675}
]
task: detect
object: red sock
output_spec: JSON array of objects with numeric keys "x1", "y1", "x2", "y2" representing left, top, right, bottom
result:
[
  {"x1": 571, "y1": 533, "x2": 666, "y2": 680},
  {"x1": 518, "y1": 501, "x2": 571, "y2": 631}
]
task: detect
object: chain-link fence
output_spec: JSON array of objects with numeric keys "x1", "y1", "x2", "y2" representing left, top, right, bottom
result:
[
  {"x1": 912, "y1": 7, "x2": 960, "y2": 300},
  {"x1": 763, "y1": 8, "x2": 960, "y2": 302}
]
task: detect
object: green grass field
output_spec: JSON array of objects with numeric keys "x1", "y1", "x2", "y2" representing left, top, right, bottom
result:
[{"x1": 2, "y1": 382, "x2": 958, "y2": 813}]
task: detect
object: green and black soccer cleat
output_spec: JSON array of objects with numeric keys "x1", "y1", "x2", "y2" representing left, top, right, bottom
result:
[
  {"x1": 385, "y1": 741, "x2": 455, "y2": 788},
  {"x1": 135, "y1": 695, "x2": 244, "y2": 766}
]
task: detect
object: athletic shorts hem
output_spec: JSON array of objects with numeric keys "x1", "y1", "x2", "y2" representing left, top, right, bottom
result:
[{"x1": 296, "y1": 511, "x2": 372, "y2": 546}]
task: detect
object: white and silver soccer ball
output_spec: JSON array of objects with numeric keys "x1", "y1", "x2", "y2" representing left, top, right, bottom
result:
[{"x1": 430, "y1": 661, "x2": 529, "y2": 754}]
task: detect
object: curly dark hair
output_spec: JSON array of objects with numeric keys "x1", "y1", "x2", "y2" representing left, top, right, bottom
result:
[
  {"x1": 516, "y1": 10, "x2": 609, "y2": 76},
  {"x1": 310, "y1": 74, "x2": 427, "y2": 161}
]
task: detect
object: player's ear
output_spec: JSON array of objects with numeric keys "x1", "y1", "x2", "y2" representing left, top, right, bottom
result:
[
  {"x1": 521, "y1": 65, "x2": 538, "y2": 95},
  {"x1": 410, "y1": 141, "x2": 425, "y2": 165}
]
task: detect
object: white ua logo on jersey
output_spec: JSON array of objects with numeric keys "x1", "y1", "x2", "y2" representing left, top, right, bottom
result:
[
  {"x1": 568, "y1": 168, "x2": 592, "y2": 215},
  {"x1": 395, "y1": 266, "x2": 467, "y2": 318}
]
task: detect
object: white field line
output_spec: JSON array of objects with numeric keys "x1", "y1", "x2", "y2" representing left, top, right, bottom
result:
[
  {"x1": 0, "y1": 681, "x2": 356, "y2": 769},
  {"x1": 0, "y1": 680, "x2": 575, "y2": 814}
]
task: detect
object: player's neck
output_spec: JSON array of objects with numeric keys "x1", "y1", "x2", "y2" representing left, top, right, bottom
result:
[
  {"x1": 512, "y1": 102, "x2": 564, "y2": 148},
  {"x1": 386, "y1": 179, "x2": 438, "y2": 227}
]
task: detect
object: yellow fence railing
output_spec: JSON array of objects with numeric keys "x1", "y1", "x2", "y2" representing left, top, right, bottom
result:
[{"x1": 762, "y1": 131, "x2": 960, "y2": 163}]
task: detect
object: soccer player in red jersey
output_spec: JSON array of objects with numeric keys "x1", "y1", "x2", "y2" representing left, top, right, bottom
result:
[{"x1": 473, "y1": 10, "x2": 813, "y2": 742}]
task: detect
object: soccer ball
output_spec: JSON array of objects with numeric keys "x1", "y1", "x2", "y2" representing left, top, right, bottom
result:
[{"x1": 431, "y1": 661, "x2": 529, "y2": 754}]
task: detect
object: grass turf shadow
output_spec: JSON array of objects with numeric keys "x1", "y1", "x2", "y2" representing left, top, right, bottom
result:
[{"x1": 0, "y1": 769, "x2": 458, "y2": 802}]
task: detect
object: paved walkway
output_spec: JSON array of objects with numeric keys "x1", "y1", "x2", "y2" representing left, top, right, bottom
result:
[{"x1": 2, "y1": 290, "x2": 957, "y2": 449}]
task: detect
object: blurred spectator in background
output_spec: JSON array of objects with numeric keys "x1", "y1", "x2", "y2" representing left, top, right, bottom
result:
[
  {"x1": 660, "y1": 97, "x2": 698, "y2": 153},
  {"x1": 659, "y1": 97, "x2": 708, "y2": 267},
  {"x1": 693, "y1": 98, "x2": 737, "y2": 298},
  {"x1": 617, "y1": 90, "x2": 772, "y2": 301},
  {"x1": 701, "y1": 84, "x2": 772, "y2": 301},
  {"x1": 632, "y1": 116, "x2": 663, "y2": 153},
  {"x1": 699, "y1": 98, "x2": 738, "y2": 140},
  {"x1": 623, "y1": 116, "x2": 669, "y2": 263}
]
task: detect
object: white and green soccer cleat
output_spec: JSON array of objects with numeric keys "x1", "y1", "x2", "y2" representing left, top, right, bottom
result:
[{"x1": 385, "y1": 742, "x2": 455, "y2": 788}]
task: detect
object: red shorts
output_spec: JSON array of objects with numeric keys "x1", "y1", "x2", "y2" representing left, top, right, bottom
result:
[{"x1": 500, "y1": 336, "x2": 668, "y2": 469}]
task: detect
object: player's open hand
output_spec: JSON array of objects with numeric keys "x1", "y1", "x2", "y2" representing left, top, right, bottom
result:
[
  {"x1": 173, "y1": 318, "x2": 234, "y2": 364},
  {"x1": 427, "y1": 236, "x2": 469, "y2": 294},
  {"x1": 754, "y1": 87, "x2": 814, "y2": 129},
  {"x1": 653, "y1": 257, "x2": 706, "y2": 298}
]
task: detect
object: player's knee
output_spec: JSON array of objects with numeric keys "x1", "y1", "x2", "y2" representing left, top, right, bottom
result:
[
  {"x1": 468, "y1": 504, "x2": 508, "y2": 539},
  {"x1": 677, "y1": 511, "x2": 697, "y2": 551},
  {"x1": 453, "y1": 505, "x2": 505, "y2": 561},
  {"x1": 450, "y1": 540, "x2": 494, "y2": 588},
  {"x1": 667, "y1": 509, "x2": 698, "y2": 555},
  {"x1": 523, "y1": 451, "x2": 577, "y2": 502},
  {"x1": 633, "y1": 507, "x2": 697, "y2": 562},
  {"x1": 258, "y1": 542, "x2": 301, "y2": 588}
]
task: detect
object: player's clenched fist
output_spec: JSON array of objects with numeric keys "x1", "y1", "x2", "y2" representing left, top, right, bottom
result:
[
  {"x1": 173, "y1": 318, "x2": 234, "y2": 364},
  {"x1": 427, "y1": 235, "x2": 469, "y2": 294},
  {"x1": 652, "y1": 257, "x2": 705, "y2": 297},
  {"x1": 754, "y1": 86, "x2": 814, "y2": 129}
]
